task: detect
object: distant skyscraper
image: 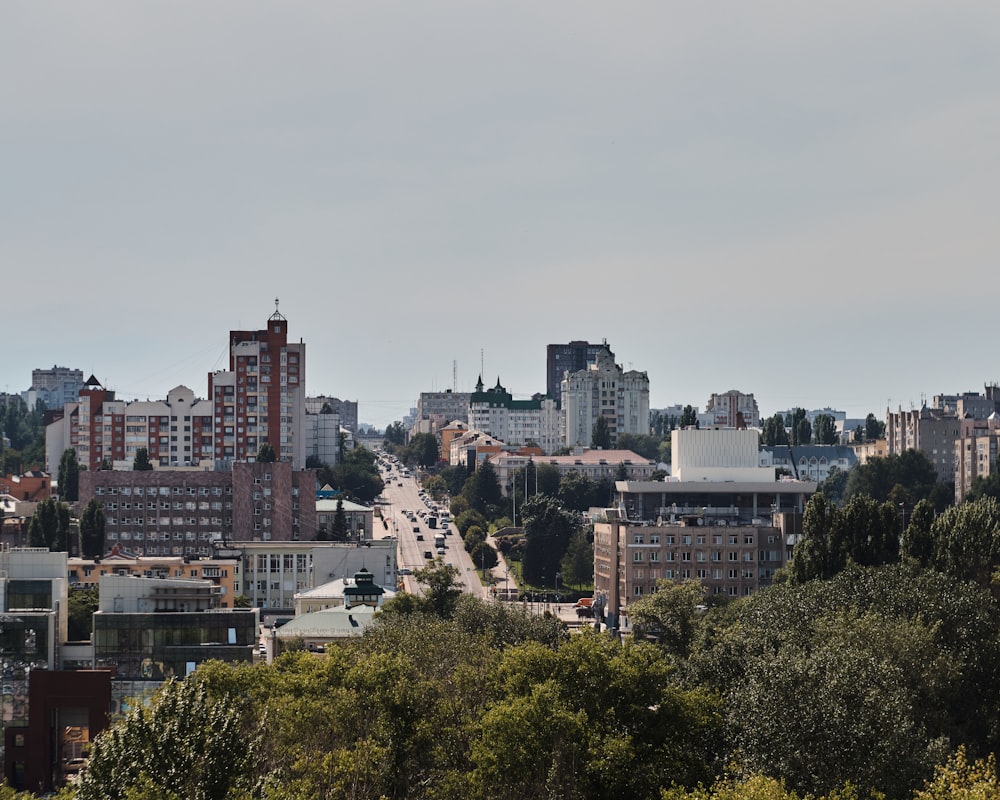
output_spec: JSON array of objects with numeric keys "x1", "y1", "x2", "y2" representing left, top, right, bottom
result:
[{"x1": 546, "y1": 341, "x2": 611, "y2": 401}]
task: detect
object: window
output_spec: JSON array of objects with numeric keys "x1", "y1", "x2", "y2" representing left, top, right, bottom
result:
[{"x1": 633, "y1": 551, "x2": 643, "y2": 562}]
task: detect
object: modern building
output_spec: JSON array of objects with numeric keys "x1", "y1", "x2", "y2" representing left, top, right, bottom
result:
[
  {"x1": 562, "y1": 347, "x2": 649, "y2": 448},
  {"x1": 593, "y1": 427, "x2": 817, "y2": 627},
  {"x1": 208, "y1": 302, "x2": 307, "y2": 467},
  {"x1": 706, "y1": 390, "x2": 761, "y2": 429},
  {"x1": 92, "y1": 574, "x2": 259, "y2": 681},
  {"x1": 546, "y1": 340, "x2": 610, "y2": 401},
  {"x1": 468, "y1": 377, "x2": 564, "y2": 454}
]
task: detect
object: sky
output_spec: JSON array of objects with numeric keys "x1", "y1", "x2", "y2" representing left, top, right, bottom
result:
[{"x1": 3, "y1": 2, "x2": 999, "y2": 430}]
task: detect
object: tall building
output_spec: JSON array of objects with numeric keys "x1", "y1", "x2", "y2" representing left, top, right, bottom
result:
[
  {"x1": 562, "y1": 347, "x2": 649, "y2": 448},
  {"x1": 27, "y1": 366, "x2": 83, "y2": 411},
  {"x1": 885, "y1": 404, "x2": 961, "y2": 483},
  {"x1": 468, "y1": 377, "x2": 564, "y2": 454},
  {"x1": 208, "y1": 302, "x2": 306, "y2": 467},
  {"x1": 546, "y1": 340, "x2": 610, "y2": 401},
  {"x1": 706, "y1": 390, "x2": 761, "y2": 428},
  {"x1": 953, "y1": 413, "x2": 1000, "y2": 503}
]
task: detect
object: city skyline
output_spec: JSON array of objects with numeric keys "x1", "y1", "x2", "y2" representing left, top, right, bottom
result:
[{"x1": 3, "y1": 3, "x2": 998, "y2": 430}]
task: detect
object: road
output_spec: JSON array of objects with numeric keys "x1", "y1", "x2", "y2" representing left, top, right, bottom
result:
[{"x1": 375, "y1": 458, "x2": 490, "y2": 599}]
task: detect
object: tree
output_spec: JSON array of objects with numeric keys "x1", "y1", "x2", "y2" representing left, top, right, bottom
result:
[
  {"x1": 679, "y1": 405, "x2": 699, "y2": 428},
  {"x1": 469, "y1": 540, "x2": 499, "y2": 573},
  {"x1": 68, "y1": 586, "x2": 99, "y2": 641},
  {"x1": 591, "y1": 415, "x2": 612, "y2": 449},
  {"x1": 865, "y1": 413, "x2": 884, "y2": 441},
  {"x1": 132, "y1": 446, "x2": 153, "y2": 471},
  {"x1": 256, "y1": 442, "x2": 276, "y2": 462},
  {"x1": 58, "y1": 447, "x2": 80, "y2": 502},
  {"x1": 521, "y1": 495, "x2": 580, "y2": 586},
  {"x1": 27, "y1": 497, "x2": 69, "y2": 550},
  {"x1": 462, "y1": 460, "x2": 503, "y2": 516},
  {"x1": 628, "y1": 578, "x2": 705, "y2": 656},
  {"x1": 406, "y1": 432, "x2": 440, "y2": 467},
  {"x1": 413, "y1": 560, "x2": 464, "y2": 618},
  {"x1": 560, "y1": 527, "x2": 594, "y2": 588},
  {"x1": 332, "y1": 496, "x2": 348, "y2": 541},
  {"x1": 557, "y1": 469, "x2": 597, "y2": 512},
  {"x1": 76, "y1": 677, "x2": 260, "y2": 800},
  {"x1": 844, "y1": 449, "x2": 944, "y2": 508},
  {"x1": 813, "y1": 414, "x2": 838, "y2": 445},
  {"x1": 913, "y1": 747, "x2": 1000, "y2": 800},
  {"x1": 384, "y1": 420, "x2": 406, "y2": 447},
  {"x1": 80, "y1": 498, "x2": 106, "y2": 558},
  {"x1": 760, "y1": 414, "x2": 789, "y2": 446},
  {"x1": 534, "y1": 462, "x2": 561, "y2": 497}
]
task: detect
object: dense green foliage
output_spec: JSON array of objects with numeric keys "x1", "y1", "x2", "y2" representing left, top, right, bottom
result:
[
  {"x1": 58, "y1": 447, "x2": 80, "y2": 501},
  {"x1": 27, "y1": 497, "x2": 71, "y2": 550},
  {"x1": 0, "y1": 397, "x2": 46, "y2": 476},
  {"x1": 313, "y1": 445, "x2": 384, "y2": 503},
  {"x1": 79, "y1": 497, "x2": 106, "y2": 558}
]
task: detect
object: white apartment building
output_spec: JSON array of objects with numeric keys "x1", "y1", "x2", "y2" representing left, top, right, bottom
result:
[{"x1": 562, "y1": 347, "x2": 649, "y2": 448}]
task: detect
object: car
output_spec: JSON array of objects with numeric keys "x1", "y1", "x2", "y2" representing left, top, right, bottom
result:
[
  {"x1": 416, "y1": 533, "x2": 424, "y2": 541},
  {"x1": 412, "y1": 525, "x2": 420, "y2": 533},
  {"x1": 398, "y1": 567, "x2": 413, "y2": 575},
  {"x1": 423, "y1": 551, "x2": 433, "y2": 559},
  {"x1": 436, "y1": 546, "x2": 446, "y2": 555}
]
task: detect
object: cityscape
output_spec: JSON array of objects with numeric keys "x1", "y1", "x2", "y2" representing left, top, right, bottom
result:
[{"x1": 3, "y1": 2, "x2": 1000, "y2": 797}]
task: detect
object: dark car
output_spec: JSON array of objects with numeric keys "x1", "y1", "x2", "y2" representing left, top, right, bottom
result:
[
  {"x1": 416, "y1": 534, "x2": 424, "y2": 541},
  {"x1": 423, "y1": 550, "x2": 433, "y2": 559}
]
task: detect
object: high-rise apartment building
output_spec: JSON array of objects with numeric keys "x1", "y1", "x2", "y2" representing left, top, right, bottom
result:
[
  {"x1": 28, "y1": 366, "x2": 83, "y2": 411},
  {"x1": 546, "y1": 340, "x2": 610, "y2": 401},
  {"x1": 208, "y1": 303, "x2": 306, "y2": 467},
  {"x1": 562, "y1": 347, "x2": 649, "y2": 448},
  {"x1": 706, "y1": 390, "x2": 761, "y2": 428}
]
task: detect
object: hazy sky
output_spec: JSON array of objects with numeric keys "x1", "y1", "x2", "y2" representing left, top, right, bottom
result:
[{"x1": 3, "y1": 2, "x2": 999, "y2": 430}]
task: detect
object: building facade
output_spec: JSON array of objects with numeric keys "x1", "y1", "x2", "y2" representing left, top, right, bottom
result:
[
  {"x1": 78, "y1": 461, "x2": 317, "y2": 556},
  {"x1": 28, "y1": 366, "x2": 83, "y2": 411},
  {"x1": 208, "y1": 304, "x2": 306, "y2": 468},
  {"x1": 562, "y1": 347, "x2": 649, "y2": 448},
  {"x1": 954, "y1": 413, "x2": 1000, "y2": 503},
  {"x1": 415, "y1": 390, "x2": 471, "y2": 435},
  {"x1": 546, "y1": 340, "x2": 610, "y2": 401},
  {"x1": 885, "y1": 404, "x2": 961, "y2": 483},
  {"x1": 468, "y1": 377, "x2": 564, "y2": 454},
  {"x1": 706, "y1": 390, "x2": 761, "y2": 428}
]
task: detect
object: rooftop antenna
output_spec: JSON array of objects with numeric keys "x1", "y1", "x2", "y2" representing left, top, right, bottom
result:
[
  {"x1": 480, "y1": 348, "x2": 484, "y2": 380},
  {"x1": 453, "y1": 360, "x2": 457, "y2": 392}
]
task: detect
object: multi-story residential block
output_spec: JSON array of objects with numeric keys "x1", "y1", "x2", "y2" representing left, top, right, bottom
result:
[
  {"x1": 885, "y1": 404, "x2": 962, "y2": 483},
  {"x1": 468, "y1": 377, "x2": 564, "y2": 454},
  {"x1": 546, "y1": 340, "x2": 610, "y2": 401},
  {"x1": 448, "y1": 430, "x2": 510, "y2": 469},
  {"x1": 706, "y1": 390, "x2": 761, "y2": 428},
  {"x1": 562, "y1": 347, "x2": 649, "y2": 448},
  {"x1": 208, "y1": 303, "x2": 306, "y2": 467},
  {"x1": 954, "y1": 414, "x2": 1000, "y2": 503},
  {"x1": 849, "y1": 437, "x2": 889, "y2": 465},
  {"x1": 78, "y1": 461, "x2": 317, "y2": 556},
  {"x1": 26, "y1": 365, "x2": 83, "y2": 411}
]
